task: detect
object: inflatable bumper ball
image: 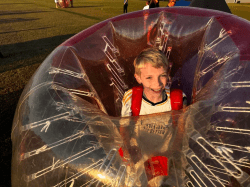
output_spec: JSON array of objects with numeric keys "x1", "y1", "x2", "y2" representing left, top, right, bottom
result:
[
  {"x1": 12, "y1": 7, "x2": 250, "y2": 187},
  {"x1": 59, "y1": 0, "x2": 70, "y2": 8}
]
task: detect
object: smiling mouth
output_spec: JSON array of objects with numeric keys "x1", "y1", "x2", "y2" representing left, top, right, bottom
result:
[{"x1": 151, "y1": 88, "x2": 163, "y2": 92}]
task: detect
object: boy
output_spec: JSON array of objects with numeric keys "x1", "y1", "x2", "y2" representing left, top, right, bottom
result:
[
  {"x1": 121, "y1": 48, "x2": 172, "y2": 117},
  {"x1": 120, "y1": 48, "x2": 187, "y2": 185}
]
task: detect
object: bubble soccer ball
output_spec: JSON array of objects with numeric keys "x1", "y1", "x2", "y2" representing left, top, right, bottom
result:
[
  {"x1": 12, "y1": 7, "x2": 250, "y2": 187},
  {"x1": 59, "y1": 0, "x2": 70, "y2": 8}
]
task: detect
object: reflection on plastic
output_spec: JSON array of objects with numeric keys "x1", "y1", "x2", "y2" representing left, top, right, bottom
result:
[{"x1": 12, "y1": 7, "x2": 250, "y2": 187}]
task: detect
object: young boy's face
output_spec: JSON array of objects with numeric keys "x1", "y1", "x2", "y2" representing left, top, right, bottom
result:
[{"x1": 135, "y1": 62, "x2": 168, "y2": 100}]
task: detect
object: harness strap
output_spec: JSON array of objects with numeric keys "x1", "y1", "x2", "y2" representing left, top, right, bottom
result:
[
  {"x1": 170, "y1": 89, "x2": 183, "y2": 110},
  {"x1": 131, "y1": 86, "x2": 143, "y2": 116},
  {"x1": 131, "y1": 86, "x2": 184, "y2": 113}
]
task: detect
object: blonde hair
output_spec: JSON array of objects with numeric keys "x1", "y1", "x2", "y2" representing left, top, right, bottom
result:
[{"x1": 134, "y1": 48, "x2": 169, "y2": 75}]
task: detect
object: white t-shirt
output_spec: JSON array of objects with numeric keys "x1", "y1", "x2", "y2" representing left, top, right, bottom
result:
[
  {"x1": 121, "y1": 88, "x2": 172, "y2": 117},
  {"x1": 143, "y1": 5, "x2": 149, "y2": 10}
]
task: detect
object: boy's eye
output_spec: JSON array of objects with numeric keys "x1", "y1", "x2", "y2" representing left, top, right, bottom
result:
[
  {"x1": 146, "y1": 77, "x2": 152, "y2": 79},
  {"x1": 161, "y1": 74, "x2": 167, "y2": 77}
]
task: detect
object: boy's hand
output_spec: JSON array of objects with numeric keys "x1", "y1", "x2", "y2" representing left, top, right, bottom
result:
[
  {"x1": 128, "y1": 145, "x2": 142, "y2": 164},
  {"x1": 120, "y1": 145, "x2": 142, "y2": 164}
]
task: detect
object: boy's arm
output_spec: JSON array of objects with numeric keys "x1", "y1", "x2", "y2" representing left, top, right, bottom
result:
[
  {"x1": 120, "y1": 91, "x2": 142, "y2": 163},
  {"x1": 119, "y1": 120, "x2": 132, "y2": 157},
  {"x1": 120, "y1": 91, "x2": 132, "y2": 159},
  {"x1": 121, "y1": 90, "x2": 132, "y2": 117},
  {"x1": 121, "y1": 104, "x2": 131, "y2": 117},
  {"x1": 120, "y1": 119, "x2": 142, "y2": 163}
]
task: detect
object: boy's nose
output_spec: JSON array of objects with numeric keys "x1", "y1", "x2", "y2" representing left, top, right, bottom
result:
[
  {"x1": 158, "y1": 77, "x2": 163, "y2": 86},
  {"x1": 156, "y1": 77, "x2": 163, "y2": 86}
]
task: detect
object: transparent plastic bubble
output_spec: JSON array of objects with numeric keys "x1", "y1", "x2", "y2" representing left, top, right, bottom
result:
[{"x1": 11, "y1": 7, "x2": 250, "y2": 187}]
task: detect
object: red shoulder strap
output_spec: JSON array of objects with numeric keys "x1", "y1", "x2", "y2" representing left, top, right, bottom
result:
[
  {"x1": 131, "y1": 87, "x2": 183, "y2": 114},
  {"x1": 131, "y1": 86, "x2": 143, "y2": 116},
  {"x1": 119, "y1": 86, "x2": 143, "y2": 159},
  {"x1": 170, "y1": 88, "x2": 183, "y2": 110}
]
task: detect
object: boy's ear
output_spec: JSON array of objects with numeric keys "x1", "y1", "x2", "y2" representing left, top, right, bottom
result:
[{"x1": 134, "y1": 74, "x2": 142, "y2": 84}]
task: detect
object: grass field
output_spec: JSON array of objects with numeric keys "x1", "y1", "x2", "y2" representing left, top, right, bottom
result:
[{"x1": 1, "y1": 0, "x2": 250, "y2": 186}]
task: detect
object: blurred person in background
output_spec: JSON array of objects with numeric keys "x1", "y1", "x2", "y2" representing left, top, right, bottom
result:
[
  {"x1": 55, "y1": 0, "x2": 60, "y2": 8},
  {"x1": 143, "y1": 1, "x2": 150, "y2": 10},
  {"x1": 155, "y1": 0, "x2": 159, "y2": 7},
  {"x1": 149, "y1": 0, "x2": 155, "y2": 8},
  {"x1": 124, "y1": 0, "x2": 128, "y2": 13},
  {"x1": 167, "y1": 0, "x2": 176, "y2": 7},
  {"x1": 149, "y1": 0, "x2": 159, "y2": 8}
]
